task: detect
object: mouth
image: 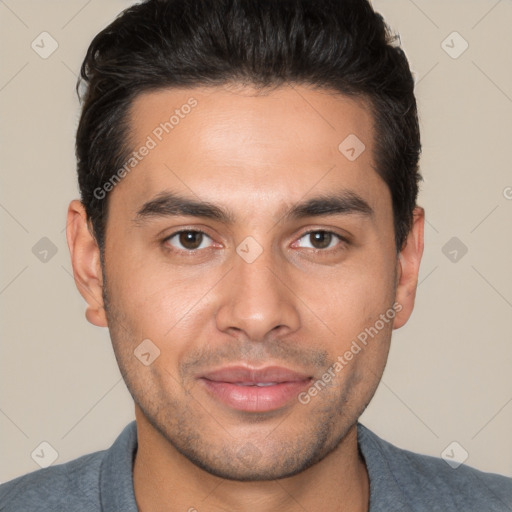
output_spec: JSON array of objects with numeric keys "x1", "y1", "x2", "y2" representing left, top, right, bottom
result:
[{"x1": 199, "y1": 365, "x2": 313, "y2": 413}]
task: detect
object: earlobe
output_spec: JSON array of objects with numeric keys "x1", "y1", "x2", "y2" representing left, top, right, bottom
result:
[
  {"x1": 66, "y1": 200, "x2": 108, "y2": 328},
  {"x1": 393, "y1": 207, "x2": 425, "y2": 329}
]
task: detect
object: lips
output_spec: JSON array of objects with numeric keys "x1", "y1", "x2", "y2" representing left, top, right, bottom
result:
[
  {"x1": 201, "y1": 365, "x2": 311, "y2": 384},
  {"x1": 199, "y1": 365, "x2": 312, "y2": 412}
]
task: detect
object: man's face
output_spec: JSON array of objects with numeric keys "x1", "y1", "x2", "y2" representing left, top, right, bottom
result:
[{"x1": 87, "y1": 84, "x2": 417, "y2": 480}]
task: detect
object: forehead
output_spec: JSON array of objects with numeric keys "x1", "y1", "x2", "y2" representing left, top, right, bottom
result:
[{"x1": 110, "y1": 84, "x2": 388, "y2": 221}]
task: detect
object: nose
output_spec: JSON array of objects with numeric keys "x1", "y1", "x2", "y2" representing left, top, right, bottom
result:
[{"x1": 214, "y1": 247, "x2": 301, "y2": 342}]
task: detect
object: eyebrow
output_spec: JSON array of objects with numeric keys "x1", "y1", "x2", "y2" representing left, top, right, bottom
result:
[{"x1": 133, "y1": 190, "x2": 373, "y2": 226}]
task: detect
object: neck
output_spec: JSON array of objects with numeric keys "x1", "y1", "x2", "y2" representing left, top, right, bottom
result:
[{"x1": 133, "y1": 412, "x2": 369, "y2": 512}]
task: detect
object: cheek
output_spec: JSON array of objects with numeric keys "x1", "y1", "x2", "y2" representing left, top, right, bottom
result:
[
  {"x1": 104, "y1": 252, "x2": 219, "y2": 359},
  {"x1": 311, "y1": 254, "x2": 396, "y2": 338}
]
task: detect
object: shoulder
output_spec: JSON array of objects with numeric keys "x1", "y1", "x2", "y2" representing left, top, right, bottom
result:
[
  {"x1": 357, "y1": 423, "x2": 512, "y2": 511},
  {"x1": 0, "y1": 450, "x2": 105, "y2": 512},
  {"x1": 0, "y1": 421, "x2": 138, "y2": 512}
]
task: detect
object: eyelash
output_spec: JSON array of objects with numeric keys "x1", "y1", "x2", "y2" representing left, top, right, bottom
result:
[
  {"x1": 294, "y1": 229, "x2": 348, "y2": 251},
  {"x1": 162, "y1": 229, "x2": 348, "y2": 254}
]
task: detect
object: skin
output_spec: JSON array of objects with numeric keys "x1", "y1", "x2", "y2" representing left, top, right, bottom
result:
[{"x1": 66, "y1": 83, "x2": 424, "y2": 512}]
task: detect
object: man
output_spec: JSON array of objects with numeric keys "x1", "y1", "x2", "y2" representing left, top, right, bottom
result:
[{"x1": 1, "y1": 0, "x2": 510, "y2": 510}]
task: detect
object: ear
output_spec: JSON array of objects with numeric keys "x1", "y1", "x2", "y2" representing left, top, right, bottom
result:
[
  {"x1": 393, "y1": 207, "x2": 424, "y2": 329},
  {"x1": 66, "y1": 200, "x2": 108, "y2": 327}
]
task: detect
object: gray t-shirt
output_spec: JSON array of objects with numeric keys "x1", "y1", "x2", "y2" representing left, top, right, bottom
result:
[{"x1": 1, "y1": 421, "x2": 511, "y2": 511}]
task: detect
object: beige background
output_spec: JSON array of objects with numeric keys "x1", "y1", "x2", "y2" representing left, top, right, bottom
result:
[{"x1": 1, "y1": 0, "x2": 511, "y2": 483}]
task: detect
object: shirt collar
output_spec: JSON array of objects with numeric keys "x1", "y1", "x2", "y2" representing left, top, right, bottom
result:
[
  {"x1": 357, "y1": 422, "x2": 413, "y2": 512},
  {"x1": 98, "y1": 420, "x2": 413, "y2": 512},
  {"x1": 100, "y1": 420, "x2": 139, "y2": 512}
]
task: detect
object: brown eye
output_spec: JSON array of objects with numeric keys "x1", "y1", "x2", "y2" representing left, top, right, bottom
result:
[
  {"x1": 166, "y1": 230, "x2": 213, "y2": 251},
  {"x1": 296, "y1": 230, "x2": 341, "y2": 250},
  {"x1": 309, "y1": 231, "x2": 332, "y2": 249}
]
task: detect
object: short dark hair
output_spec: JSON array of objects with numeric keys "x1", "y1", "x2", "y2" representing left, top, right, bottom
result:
[{"x1": 76, "y1": 0, "x2": 421, "y2": 254}]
